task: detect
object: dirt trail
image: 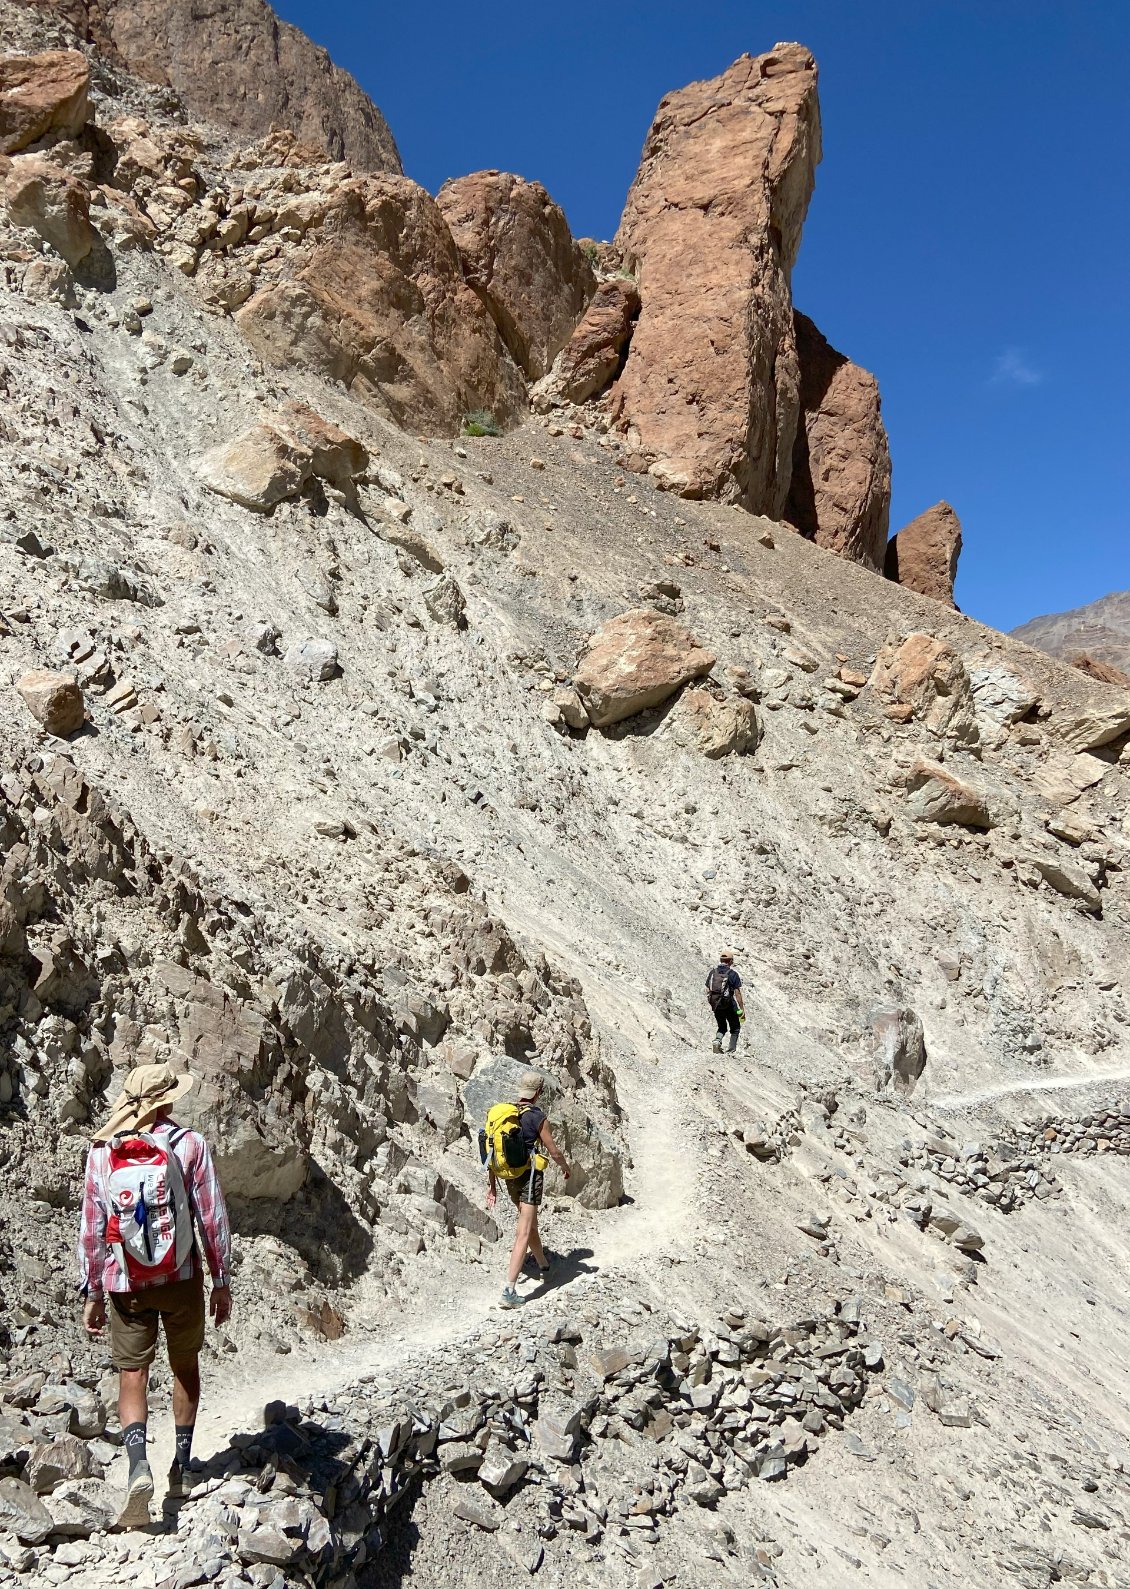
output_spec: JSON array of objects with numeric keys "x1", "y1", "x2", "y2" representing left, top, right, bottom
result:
[
  {"x1": 192, "y1": 1008, "x2": 708, "y2": 1463},
  {"x1": 933, "y1": 1063, "x2": 1130, "y2": 1110}
]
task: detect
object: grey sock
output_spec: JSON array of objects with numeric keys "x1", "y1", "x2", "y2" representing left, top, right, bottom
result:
[{"x1": 122, "y1": 1422, "x2": 147, "y2": 1478}]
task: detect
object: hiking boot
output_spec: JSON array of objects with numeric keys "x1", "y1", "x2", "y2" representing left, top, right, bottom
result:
[
  {"x1": 499, "y1": 1285, "x2": 526, "y2": 1309},
  {"x1": 727, "y1": 1034, "x2": 739, "y2": 1053},
  {"x1": 117, "y1": 1460, "x2": 154, "y2": 1529},
  {"x1": 165, "y1": 1461, "x2": 198, "y2": 1502},
  {"x1": 712, "y1": 1037, "x2": 723, "y2": 1053},
  {"x1": 525, "y1": 1250, "x2": 554, "y2": 1276}
]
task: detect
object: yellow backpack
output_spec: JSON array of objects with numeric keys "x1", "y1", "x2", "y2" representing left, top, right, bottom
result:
[{"x1": 479, "y1": 1102, "x2": 531, "y2": 1181}]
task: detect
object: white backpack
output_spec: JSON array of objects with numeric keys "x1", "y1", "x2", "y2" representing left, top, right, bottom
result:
[{"x1": 104, "y1": 1130, "x2": 194, "y2": 1286}]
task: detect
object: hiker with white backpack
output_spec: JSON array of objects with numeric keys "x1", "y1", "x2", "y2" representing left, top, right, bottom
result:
[
  {"x1": 77, "y1": 1063, "x2": 232, "y2": 1529},
  {"x1": 482, "y1": 1071, "x2": 571, "y2": 1309}
]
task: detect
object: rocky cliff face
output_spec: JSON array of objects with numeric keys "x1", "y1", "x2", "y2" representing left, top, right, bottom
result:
[
  {"x1": 1, "y1": 15, "x2": 1128, "y2": 1589},
  {"x1": 20, "y1": 0, "x2": 402, "y2": 170}
]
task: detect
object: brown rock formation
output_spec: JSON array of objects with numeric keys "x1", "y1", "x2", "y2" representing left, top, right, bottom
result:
[
  {"x1": 235, "y1": 175, "x2": 526, "y2": 435},
  {"x1": 533, "y1": 278, "x2": 641, "y2": 409},
  {"x1": 0, "y1": 49, "x2": 89, "y2": 154},
  {"x1": 29, "y1": 0, "x2": 400, "y2": 170},
  {"x1": 436, "y1": 171, "x2": 595, "y2": 380},
  {"x1": 885, "y1": 500, "x2": 963, "y2": 606},
  {"x1": 1070, "y1": 654, "x2": 1130, "y2": 689},
  {"x1": 574, "y1": 609, "x2": 716, "y2": 728},
  {"x1": 612, "y1": 45, "x2": 821, "y2": 509},
  {"x1": 785, "y1": 311, "x2": 891, "y2": 569}
]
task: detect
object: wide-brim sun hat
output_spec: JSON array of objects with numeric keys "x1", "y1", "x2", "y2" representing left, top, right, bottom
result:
[{"x1": 94, "y1": 1062, "x2": 195, "y2": 1142}]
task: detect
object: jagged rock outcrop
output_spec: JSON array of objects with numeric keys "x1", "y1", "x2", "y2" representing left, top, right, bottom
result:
[
  {"x1": 436, "y1": 171, "x2": 595, "y2": 381},
  {"x1": 904, "y1": 758, "x2": 992, "y2": 828},
  {"x1": 0, "y1": 48, "x2": 89, "y2": 154},
  {"x1": 785, "y1": 311, "x2": 891, "y2": 569},
  {"x1": 885, "y1": 500, "x2": 963, "y2": 606},
  {"x1": 532, "y1": 277, "x2": 641, "y2": 409},
  {"x1": 612, "y1": 44, "x2": 820, "y2": 508},
  {"x1": 234, "y1": 173, "x2": 527, "y2": 434},
  {"x1": 31, "y1": 0, "x2": 401, "y2": 170},
  {"x1": 1070, "y1": 653, "x2": 1130, "y2": 688}
]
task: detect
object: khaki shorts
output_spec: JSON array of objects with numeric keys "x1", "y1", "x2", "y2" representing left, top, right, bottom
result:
[
  {"x1": 108, "y1": 1272, "x2": 206, "y2": 1370},
  {"x1": 506, "y1": 1163, "x2": 545, "y2": 1208}
]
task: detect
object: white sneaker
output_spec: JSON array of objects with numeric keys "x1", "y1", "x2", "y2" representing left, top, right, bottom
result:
[{"x1": 117, "y1": 1460, "x2": 154, "y2": 1529}]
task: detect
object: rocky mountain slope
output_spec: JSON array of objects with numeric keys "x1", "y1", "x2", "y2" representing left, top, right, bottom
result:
[
  {"x1": 1, "y1": 9, "x2": 1129, "y2": 1588},
  {"x1": 1014, "y1": 590, "x2": 1130, "y2": 686}
]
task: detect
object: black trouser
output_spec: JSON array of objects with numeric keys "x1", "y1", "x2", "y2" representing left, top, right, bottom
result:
[{"x1": 714, "y1": 999, "x2": 740, "y2": 1036}]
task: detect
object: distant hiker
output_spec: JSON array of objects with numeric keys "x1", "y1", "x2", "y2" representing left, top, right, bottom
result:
[
  {"x1": 482, "y1": 1071, "x2": 571, "y2": 1309},
  {"x1": 77, "y1": 1063, "x2": 232, "y2": 1529},
  {"x1": 706, "y1": 949, "x2": 745, "y2": 1053}
]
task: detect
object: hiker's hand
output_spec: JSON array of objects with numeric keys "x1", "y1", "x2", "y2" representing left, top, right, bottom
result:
[
  {"x1": 561, "y1": 1162, "x2": 571, "y2": 1181},
  {"x1": 210, "y1": 1285, "x2": 232, "y2": 1327},
  {"x1": 486, "y1": 1184, "x2": 497, "y2": 1211},
  {"x1": 83, "y1": 1297, "x2": 105, "y2": 1337}
]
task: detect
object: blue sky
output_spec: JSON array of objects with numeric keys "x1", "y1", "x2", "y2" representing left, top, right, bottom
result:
[{"x1": 275, "y1": 0, "x2": 1128, "y2": 632}]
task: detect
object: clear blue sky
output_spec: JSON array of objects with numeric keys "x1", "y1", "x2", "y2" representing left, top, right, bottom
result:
[{"x1": 275, "y1": 0, "x2": 1128, "y2": 633}]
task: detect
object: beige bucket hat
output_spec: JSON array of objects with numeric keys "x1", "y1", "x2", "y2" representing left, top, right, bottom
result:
[{"x1": 94, "y1": 1062, "x2": 195, "y2": 1143}]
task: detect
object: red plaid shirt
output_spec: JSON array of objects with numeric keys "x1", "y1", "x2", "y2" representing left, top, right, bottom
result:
[{"x1": 77, "y1": 1117, "x2": 231, "y2": 1297}]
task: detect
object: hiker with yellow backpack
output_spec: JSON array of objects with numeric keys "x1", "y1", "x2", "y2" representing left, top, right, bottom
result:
[{"x1": 481, "y1": 1071, "x2": 570, "y2": 1309}]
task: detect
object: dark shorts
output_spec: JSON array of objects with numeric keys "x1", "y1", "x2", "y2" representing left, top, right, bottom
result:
[
  {"x1": 506, "y1": 1164, "x2": 545, "y2": 1208},
  {"x1": 108, "y1": 1271, "x2": 206, "y2": 1370}
]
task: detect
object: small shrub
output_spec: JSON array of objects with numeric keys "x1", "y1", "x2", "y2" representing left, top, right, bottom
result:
[
  {"x1": 462, "y1": 409, "x2": 501, "y2": 438},
  {"x1": 582, "y1": 241, "x2": 600, "y2": 265}
]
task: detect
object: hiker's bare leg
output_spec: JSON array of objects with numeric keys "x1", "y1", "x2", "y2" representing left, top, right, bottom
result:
[
  {"x1": 508, "y1": 1204, "x2": 537, "y2": 1286},
  {"x1": 526, "y1": 1211, "x2": 548, "y2": 1269},
  {"x1": 118, "y1": 1367, "x2": 149, "y2": 1428},
  {"x1": 170, "y1": 1359, "x2": 200, "y2": 1427}
]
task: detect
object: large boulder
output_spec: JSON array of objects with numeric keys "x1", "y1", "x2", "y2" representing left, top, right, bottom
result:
[
  {"x1": 612, "y1": 45, "x2": 821, "y2": 508},
  {"x1": 1053, "y1": 703, "x2": 1130, "y2": 753},
  {"x1": 436, "y1": 171, "x2": 595, "y2": 380},
  {"x1": 904, "y1": 759, "x2": 992, "y2": 828},
  {"x1": 884, "y1": 501, "x2": 963, "y2": 606},
  {"x1": 871, "y1": 634, "x2": 978, "y2": 747},
  {"x1": 16, "y1": 670, "x2": 85, "y2": 738},
  {"x1": 574, "y1": 609, "x2": 716, "y2": 728},
  {"x1": 197, "y1": 404, "x2": 368, "y2": 509},
  {"x1": 2, "y1": 158, "x2": 97, "y2": 266},
  {"x1": 53, "y1": 0, "x2": 400, "y2": 171},
  {"x1": 235, "y1": 175, "x2": 526, "y2": 435},
  {"x1": 532, "y1": 278, "x2": 641, "y2": 409},
  {"x1": 785, "y1": 311, "x2": 891, "y2": 569},
  {"x1": 665, "y1": 688, "x2": 760, "y2": 759},
  {"x1": 461, "y1": 1058, "x2": 623, "y2": 1210},
  {"x1": 970, "y1": 665, "x2": 1038, "y2": 727},
  {"x1": 198, "y1": 423, "x2": 311, "y2": 511},
  {"x1": 0, "y1": 50, "x2": 90, "y2": 155}
]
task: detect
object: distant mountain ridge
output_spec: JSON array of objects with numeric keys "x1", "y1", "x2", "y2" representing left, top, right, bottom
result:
[{"x1": 1013, "y1": 589, "x2": 1130, "y2": 682}]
